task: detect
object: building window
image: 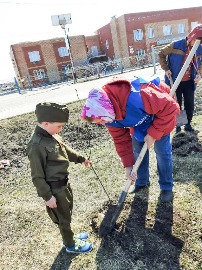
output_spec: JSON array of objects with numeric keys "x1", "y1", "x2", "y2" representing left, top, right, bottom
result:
[
  {"x1": 178, "y1": 24, "x2": 185, "y2": 34},
  {"x1": 136, "y1": 49, "x2": 145, "y2": 60},
  {"x1": 33, "y1": 69, "x2": 45, "y2": 80},
  {"x1": 133, "y1": 29, "x2": 143, "y2": 41},
  {"x1": 106, "y1": 40, "x2": 109, "y2": 50},
  {"x1": 58, "y1": 47, "x2": 69, "y2": 57},
  {"x1": 148, "y1": 28, "x2": 154, "y2": 38},
  {"x1": 191, "y1": 21, "x2": 198, "y2": 29},
  {"x1": 163, "y1": 25, "x2": 172, "y2": 36},
  {"x1": 91, "y1": 46, "x2": 98, "y2": 56},
  {"x1": 28, "y1": 51, "x2": 41, "y2": 62}
]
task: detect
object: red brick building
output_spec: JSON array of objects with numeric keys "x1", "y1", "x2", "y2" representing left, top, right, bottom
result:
[
  {"x1": 10, "y1": 6, "x2": 202, "y2": 87},
  {"x1": 97, "y1": 6, "x2": 202, "y2": 67},
  {"x1": 10, "y1": 35, "x2": 89, "y2": 87}
]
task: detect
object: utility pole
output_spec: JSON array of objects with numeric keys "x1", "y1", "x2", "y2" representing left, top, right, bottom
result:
[{"x1": 51, "y1": 13, "x2": 76, "y2": 83}]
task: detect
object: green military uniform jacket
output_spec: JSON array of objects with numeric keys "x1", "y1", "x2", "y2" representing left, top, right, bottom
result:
[{"x1": 27, "y1": 125, "x2": 85, "y2": 201}]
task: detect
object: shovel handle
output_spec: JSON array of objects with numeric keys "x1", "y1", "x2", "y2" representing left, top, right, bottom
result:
[
  {"x1": 168, "y1": 77, "x2": 177, "y2": 99},
  {"x1": 122, "y1": 142, "x2": 148, "y2": 193}
]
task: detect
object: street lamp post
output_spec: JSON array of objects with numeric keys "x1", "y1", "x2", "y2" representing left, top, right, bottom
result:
[{"x1": 51, "y1": 14, "x2": 76, "y2": 83}]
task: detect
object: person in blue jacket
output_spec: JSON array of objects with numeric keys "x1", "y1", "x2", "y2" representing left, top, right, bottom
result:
[
  {"x1": 81, "y1": 76, "x2": 180, "y2": 202},
  {"x1": 158, "y1": 24, "x2": 202, "y2": 133}
]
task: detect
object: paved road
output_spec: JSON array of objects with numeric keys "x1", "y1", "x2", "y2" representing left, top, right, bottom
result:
[{"x1": 0, "y1": 67, "x2": 163, "y2": 120}]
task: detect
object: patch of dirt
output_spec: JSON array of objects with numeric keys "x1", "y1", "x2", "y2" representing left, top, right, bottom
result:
[
  {"x1": 172, "y1": 131, "x2": 202, "y2": 156},
  {"x1": 94, "y1": 194, "x2": 185, "y2": 269}
]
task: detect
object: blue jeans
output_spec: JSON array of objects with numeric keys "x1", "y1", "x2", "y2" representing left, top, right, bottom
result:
[{"x1": 132, "y1": 134, "x2": 173, "y2": 190}]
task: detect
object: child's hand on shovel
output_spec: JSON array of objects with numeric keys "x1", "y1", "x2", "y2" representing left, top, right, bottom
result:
[{"x1": 125, "y1": 166, "x2": 137, "y2": 184}]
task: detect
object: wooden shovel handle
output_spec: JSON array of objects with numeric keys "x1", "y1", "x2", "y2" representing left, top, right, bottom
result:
[{"x1": 122, "y1": 142, "x2": 148, "y2": 193}]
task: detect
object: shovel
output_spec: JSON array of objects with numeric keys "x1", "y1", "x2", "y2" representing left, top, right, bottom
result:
[
  {"x1": 98, "y1": 39, "x2": 201, "y2": 237},
  {"x1": 169, "y1": 77, "x2": 188, "y2": 127},
  {"x1": 99, "y1": 143, "x2": 148, "y2": 237}
]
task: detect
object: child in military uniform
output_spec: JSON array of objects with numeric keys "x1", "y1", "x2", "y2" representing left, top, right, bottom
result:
[{"x1": 27, "y1": 102, "x2": 93, "y2": 254}]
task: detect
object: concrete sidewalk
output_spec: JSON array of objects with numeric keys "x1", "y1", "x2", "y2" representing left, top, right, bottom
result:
[{"x1": 0, "y1": 67, "x2": 163, "y2": 120}]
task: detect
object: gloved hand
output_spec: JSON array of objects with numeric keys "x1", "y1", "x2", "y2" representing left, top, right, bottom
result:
[{"x1": 125, "y1": 166, "x2": 137, "y2": 183}]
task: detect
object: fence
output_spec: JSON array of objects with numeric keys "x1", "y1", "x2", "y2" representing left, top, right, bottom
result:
[{"x1": 1, "y1": 51, "x2": 160, "y2": 94}]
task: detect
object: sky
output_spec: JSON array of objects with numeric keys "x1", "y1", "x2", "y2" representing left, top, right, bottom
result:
[{"x1": 0, "y1": 0, "x2": 202, "y2": 82}]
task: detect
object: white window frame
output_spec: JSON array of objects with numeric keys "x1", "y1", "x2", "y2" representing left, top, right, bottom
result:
[
  {"x1": 178, "y1": 24, "x2": 185, "y2": 34},
  {"x1": 163, "y1": 25, "x2": 172, "y2": 36},
  {"x1": 106, "y1": 40, "x2": 109, "y2": 50},
  {"x1": 136, "y1": 49, "x2": 145, "y2": 60},
  {"x1": 191, "y1": 21, "x2": 198, "y2": 29},
  {"x1": 28, "y1": 51, "x2": 41, "y2": 62},
  {"x1": 133, "y1": 29, "x2": 143, "y2": 41},
  {"x1": 58, "y1": 47, "x2": 69, "y2": 57},
  {"x1": 91, "y1": 46, "x2": 98, "y2": 56},
  {"x1": 33, "y1": 69, "x2": 45, "y2": 80},
  {"x1": 148, "y1": 28, "x2": 154, "y2": 38}
]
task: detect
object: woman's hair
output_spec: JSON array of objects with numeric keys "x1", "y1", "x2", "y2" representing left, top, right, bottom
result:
[{"x1": 81, "y1": 116, "x2": 95, "y2": 123}]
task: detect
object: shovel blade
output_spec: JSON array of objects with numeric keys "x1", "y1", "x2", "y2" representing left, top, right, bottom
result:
[
  {"x1": 98, "y1": 203, "x2": 123, "y2": 237},
  {"x1": 176, "y1": 110, "x2": 188, "y2": 127}
]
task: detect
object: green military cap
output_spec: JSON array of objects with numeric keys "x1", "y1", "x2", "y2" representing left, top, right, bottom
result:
[{"x1": 35, "y1": 102, "x2": 69, "y2": 122}]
